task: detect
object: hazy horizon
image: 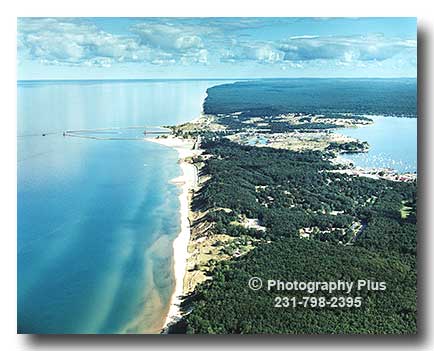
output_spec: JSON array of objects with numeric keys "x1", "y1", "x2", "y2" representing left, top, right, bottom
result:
[{"x1": 17, "y1": 76, "x2": 417, "y2": 82}]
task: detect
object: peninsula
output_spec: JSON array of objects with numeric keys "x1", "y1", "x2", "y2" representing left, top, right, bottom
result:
[{"x1": 155, "y1": 79, "x2": 417, "y2": 334}]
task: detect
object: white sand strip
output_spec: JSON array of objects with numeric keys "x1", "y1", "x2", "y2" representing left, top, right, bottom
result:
[{"x1": 146, "y1": 136, "x2": 200, "y2": 331}]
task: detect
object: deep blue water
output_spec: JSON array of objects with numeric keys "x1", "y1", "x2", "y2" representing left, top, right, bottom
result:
[{"x1": 17, "y1": 79, "x2": 230, "y2": 334}]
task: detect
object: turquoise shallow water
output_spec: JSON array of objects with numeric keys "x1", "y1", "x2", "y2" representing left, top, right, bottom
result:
[
  {"x1": 334, "y1": 116, "x2": 417, "y2": 173},
  {"x1": 17, "y1": 79, "x2": 230, "y2": 333}
]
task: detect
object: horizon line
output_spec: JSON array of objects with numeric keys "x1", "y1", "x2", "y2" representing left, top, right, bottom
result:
[{"x1": 17, "y1": 76, "x2": 417, "y2": 82}]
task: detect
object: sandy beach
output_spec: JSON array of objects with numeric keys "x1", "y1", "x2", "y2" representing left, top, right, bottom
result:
[{"x1": 146, "y1": 135, "x2": 200, "y2": 331}]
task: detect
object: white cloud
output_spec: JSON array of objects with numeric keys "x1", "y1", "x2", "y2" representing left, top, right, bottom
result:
[
  {"x1": 221, "y1": 42, "x2": 284, "y2": 64},
  {"x1": 132, "y1": 23, "x2": 205, "y2": 51},
  {"x1": 17, "y1": 18, "x2": 416, "y2": 70},
  {"x1": 18, "y1": 18, "x2": 210, "y2": 67},
  {"x1": 18, "y1": 18, "x2": 155, "y2": 66},
  {"x1": 132, "y1": 23, "x2": 209, "y2": 64},
  {"x1": 279, "y1": 34, "x2": 416, "y2": 62}
]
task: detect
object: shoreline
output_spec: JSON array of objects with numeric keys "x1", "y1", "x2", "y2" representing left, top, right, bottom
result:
[{"x1": 146, "y1": 135, "x2": 200, "y2": 332}]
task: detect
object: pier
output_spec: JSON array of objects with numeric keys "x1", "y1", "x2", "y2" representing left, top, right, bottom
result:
[{"x1": 19, "y1": 126, "x2": 172, "y2": 141}]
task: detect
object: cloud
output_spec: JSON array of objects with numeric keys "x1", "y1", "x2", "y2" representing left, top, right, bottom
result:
[
  {"x1": 17, "y1": 18, "x2": 209, "y2": 67},
  {"x1": 219, "y1": 33, "x2": 415, "y2": 68},
  {"x1": 131, "y1": 22, "x2": 209, "y2": 64},
  {"x1": 132, "y1": 23, "x2": 204, "y2": 51},
  {"x1": 221, "y1": 42, "x2": 284, "y2": 64},
  {"x1": 17, "y1": 18, "x2": 415, "y2": 70},
  {"x1": 18, "y1": 18, "x2": 157, "y2": 67},
  {"x1": 279, "y1": 34, "x2": 416, "y2": 62}
]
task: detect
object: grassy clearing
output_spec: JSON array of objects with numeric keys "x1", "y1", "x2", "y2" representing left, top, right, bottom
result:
[{"x1": 400, "y1": 200, "x2": 413, "y2": 219}]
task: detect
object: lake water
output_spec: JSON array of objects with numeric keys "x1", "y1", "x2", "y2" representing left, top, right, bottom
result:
[
  {"x1": 334, "y1": 115, "x2": 417, "y2": 173},
  {"x1": 17, "y1": 79, "x2": 231, "y2": 334}
]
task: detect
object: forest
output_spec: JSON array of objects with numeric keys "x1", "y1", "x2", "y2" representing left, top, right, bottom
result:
[
  {"x1": 183, "y1": 238, "x2": 416, "y2": 334},
  {"x1": 204, "y1": 79, "x2": 417, "y2": 119},
  {"x1": 326, "y1": 140, "x2": 370, "y2": 154},
  {"x1": 170, "y1": 138, "x2": 417, "y2": 334}
]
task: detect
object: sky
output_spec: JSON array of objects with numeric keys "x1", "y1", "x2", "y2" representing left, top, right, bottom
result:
[{"x1": 17, "y1": 17, "x2": 417, "y2": 80}]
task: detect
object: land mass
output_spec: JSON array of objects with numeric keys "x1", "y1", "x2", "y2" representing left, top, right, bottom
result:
[{"x1": 157, "y1": 80, "x2": 417, "y2": 334}]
